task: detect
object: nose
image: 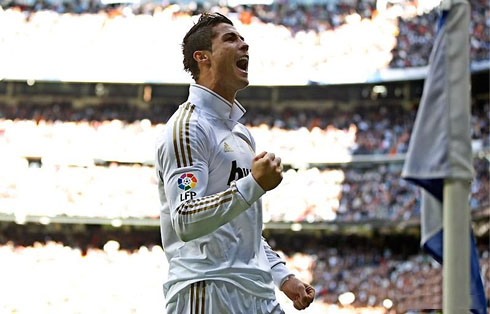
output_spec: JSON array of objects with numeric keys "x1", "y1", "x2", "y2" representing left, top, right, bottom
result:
[{"x1": 240, "y1": 40, "x2": 249, "y2": 52}]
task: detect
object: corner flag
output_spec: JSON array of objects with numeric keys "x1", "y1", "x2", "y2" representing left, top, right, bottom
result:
[{"x1": 402, "y1": 0, "x2": 487, "y2": 313}]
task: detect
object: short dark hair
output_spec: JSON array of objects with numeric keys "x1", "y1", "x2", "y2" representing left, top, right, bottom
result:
[{"x1": 182, "y1": 12, "x2": 233, "y2": 81}]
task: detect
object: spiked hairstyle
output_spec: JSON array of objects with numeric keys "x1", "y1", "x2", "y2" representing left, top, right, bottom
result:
[{"x1": 182, "y1": 13, "x2": 234, "y2": 81}]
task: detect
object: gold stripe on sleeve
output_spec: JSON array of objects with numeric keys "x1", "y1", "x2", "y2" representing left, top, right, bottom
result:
[
  {"x1": 180, "y1": 198, "x2": 232, "y2": 216},
  {"x1": 172, "y1": 107, "x2": 184, "y2": 168},
  {"x1": 178, "y1": 188, "x2": 237, "y2": 212},
  {"x1": 185, "y1": 104, "x2": 196, "y2": 166},
  {"x1": 176, "y1": 184, "x2": 238, "y2": 215},
  {"x1": 179, "y1": 103, "x2": 190, "y2": 167}
]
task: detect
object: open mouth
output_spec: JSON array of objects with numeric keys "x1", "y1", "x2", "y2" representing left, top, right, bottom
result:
[{"x1": 236, "y1": 56, "x2": 249, "y2": 73}]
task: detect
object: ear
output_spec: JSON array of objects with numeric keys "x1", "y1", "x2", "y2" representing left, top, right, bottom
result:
[{"x1": 193, "y1": 51, "x2": 211, "y2": 66}]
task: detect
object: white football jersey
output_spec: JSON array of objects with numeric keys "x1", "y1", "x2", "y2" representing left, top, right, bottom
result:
[{"x1": 155, "y1": 84, "x2": 292, "y2": 305}]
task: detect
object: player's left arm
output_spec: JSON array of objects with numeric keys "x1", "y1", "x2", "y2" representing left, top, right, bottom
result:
[
  {"x1": 251, "y1": 124, "x2": 314, "y2": 310},
  {"x1": 261, "y1": 237, "x2": 316, "y2": 310},
  {"x1": 261, "y1": 236, "x2": 293, "y2": 286}
]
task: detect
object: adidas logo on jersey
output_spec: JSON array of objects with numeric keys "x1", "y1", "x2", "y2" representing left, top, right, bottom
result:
[{"x1": 224, "y1": 142, "x2": 234, "y2": 152}]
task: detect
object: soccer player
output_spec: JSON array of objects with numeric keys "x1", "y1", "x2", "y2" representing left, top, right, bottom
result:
[{"x1": 155, "y1": 12, "x2": 315, "y2": 313}]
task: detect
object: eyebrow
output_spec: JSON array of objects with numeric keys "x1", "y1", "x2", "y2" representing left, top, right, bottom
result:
[{"x1": 222, "y1": 32, "x2": 245, "y2": 42}]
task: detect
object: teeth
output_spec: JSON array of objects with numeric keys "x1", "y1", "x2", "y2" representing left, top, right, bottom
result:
[{"x1": 236, "y1": 57, "x2": 249, "y2": 72}]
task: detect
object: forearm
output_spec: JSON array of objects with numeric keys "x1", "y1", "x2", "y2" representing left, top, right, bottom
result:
[
  {"x1": 262, "y1": 236, "x2": 294, "y2": 287},
  {"x1": 272, "y1": 262, "x2": 295, "y2": 288},
  {"x1": 172, "y1": 175, "x2": 264, "y2": 241}
]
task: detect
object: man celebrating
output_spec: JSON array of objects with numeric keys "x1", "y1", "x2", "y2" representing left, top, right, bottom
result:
[{"x1": 155, "y1": 12, "x2": 315, "y2": 313}]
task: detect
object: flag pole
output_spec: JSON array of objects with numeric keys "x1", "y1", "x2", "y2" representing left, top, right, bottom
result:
[
  {"x1": 443, "y1": 178, "x2": 470, "y2": 312},
  {"x1": 402, "y1": 0, "x2": 484, "y2": 311}
]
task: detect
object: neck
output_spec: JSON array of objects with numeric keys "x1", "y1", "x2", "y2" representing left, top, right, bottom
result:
[{"x1": 197, "y1": 79, "x2": 237, "y2": 105}]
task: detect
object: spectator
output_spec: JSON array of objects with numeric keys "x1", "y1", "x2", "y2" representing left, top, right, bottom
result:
[{"x1": 1, "y1": 0, "x2": 487, "y2": 84}]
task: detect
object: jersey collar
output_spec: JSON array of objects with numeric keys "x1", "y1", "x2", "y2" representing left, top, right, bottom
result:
[{"x1": 188, "y1": 84, "x2": 246, "y2": 121}]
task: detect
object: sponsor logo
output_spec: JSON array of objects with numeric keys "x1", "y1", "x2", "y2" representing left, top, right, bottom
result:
[
  {"x1": 227, "y1": 160, "x2": 251, "y2": 186},
  {"x1": 178, "y1": 173, "x2": 197, "y2": 191}
]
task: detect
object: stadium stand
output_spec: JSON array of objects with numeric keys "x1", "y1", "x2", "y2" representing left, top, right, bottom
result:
[
  {"x1": 0, "y1": 100, "x2": 488, "y2": 222},
  {"x1": 0, "y1": 100, "x2": 488, "y2": 157},
  {"x1": 389, "y1": 0, "x2": 489, "y2": 68},
  {"x1": 0, "y1": 79, "x2": 488, "y2": 314},
  {"x1": 0, "y1": 223, "x2": 488, "y2": 312},
  {"x1": 0, "y1": 0, "x2": 488, "y2": 312},
  {"x1": 0, "y1": 0, "x2": 488, "y2": 84}
]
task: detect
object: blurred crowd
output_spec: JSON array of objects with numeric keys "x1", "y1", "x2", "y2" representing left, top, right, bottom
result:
[
  {"x1": 0, "y1": 240, "x2": 167, "y2": 314},
  {"x1": 0, "y1": 159, "x2": 159, "y2": 219},
  {"x1": 287, "y1": 245, "x2": 490, "y2": 310},
  {"x1": 0, "y1": 101, "x2": 488, "y2": 223},
  {"x1": 1, "y1": 101, "x2": 488, "y2": 161},
  {"x1": 390, "y1": 0, "x2": 489, "y2": 68},
  {"x1": 0, "y1": 1, "x2": 488, "y2": 312},
  {"x1": 0, "y1": 156, "x2": 487, "y2": 223},
  {"x1": 243, "y1": 104, "x2": 416, "y2": 156},
  {"x1": 389, "y1": 10, "x2": 438, "y2": 68},
  {"x1": 0, "y1": 235, "x2": 488, "y2": 312},
  {"x1": 262, "y1": 165, "x2": 422, "y2": 223},
  {"x1": 0, "y1": 0, "x2": 488, "y2": 84}
]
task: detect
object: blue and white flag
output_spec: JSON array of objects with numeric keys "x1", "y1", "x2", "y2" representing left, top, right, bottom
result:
[{"x1": 402, "y1": 0, "x2": 487, "y2": 312}]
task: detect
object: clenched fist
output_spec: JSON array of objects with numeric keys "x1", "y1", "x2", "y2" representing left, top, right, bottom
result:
[
  {"x1": 251, "y1": 151, "x2": 283, "y2": 191},
  {"x1": 280, "y1": 276, "x2": 315, "y2": 310}
]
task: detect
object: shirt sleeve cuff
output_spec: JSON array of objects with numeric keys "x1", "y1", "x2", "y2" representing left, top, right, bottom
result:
[
  {"x1": 235, "y1": 173, "x2": 265, "y2": 206},
  {"x1": 271, "y1": 262, "x2": 294, "y2": 288}
]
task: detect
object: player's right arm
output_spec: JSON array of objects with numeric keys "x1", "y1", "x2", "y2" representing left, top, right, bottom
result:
[{"x1": 156, "y1": 108, "x2": 282, "y2": 242}]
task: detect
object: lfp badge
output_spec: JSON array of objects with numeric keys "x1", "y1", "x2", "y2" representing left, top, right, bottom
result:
[{"x1": 178, "y1": 173, "x2": 197, "y2": 191}]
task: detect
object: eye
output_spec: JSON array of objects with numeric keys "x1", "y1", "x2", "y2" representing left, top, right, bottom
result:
[{"x1": 223, "y1": 33, "x2": 239, "y2": 42}]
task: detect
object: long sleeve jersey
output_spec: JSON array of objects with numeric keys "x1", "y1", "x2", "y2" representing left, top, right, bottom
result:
[{"x1": 155, "y1": 84, "x2": 293, "y2": 304}]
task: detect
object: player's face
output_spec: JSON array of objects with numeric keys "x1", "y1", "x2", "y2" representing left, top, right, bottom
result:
[{"x1": 209, "y1": 23, "x2": 249, "y2": 92}]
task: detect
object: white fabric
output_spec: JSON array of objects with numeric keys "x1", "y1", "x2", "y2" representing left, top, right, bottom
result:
[
  {"x1": 155, "y1": 84, "x2": 293, "y2": 308},
  {"x1": 402, "y1": 0, "x2": 473, "y2": 181},
  {"x1": 401, "y1": 0, "x2": 473, "y2": 247},
  {"x1": 166, "y1": 280, "x2": 285, "y2": 314}
]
